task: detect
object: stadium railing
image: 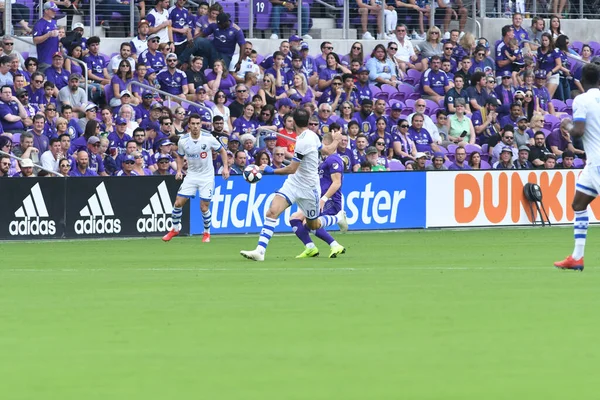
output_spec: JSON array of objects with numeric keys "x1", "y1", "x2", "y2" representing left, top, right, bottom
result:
[{"x1": 0, "y1": 150, "x2": 64, "y2": 177}]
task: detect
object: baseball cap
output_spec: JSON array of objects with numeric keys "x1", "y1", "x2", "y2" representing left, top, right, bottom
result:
[
  {"x1": 20, "y1": 158, "x2": 34, "y2": 168},
  {"x1": 87, "y1": 136, "x2": 100, "y2": 145},
  {"x1": 159, "y1": 139, "x2": 173, "y2": 146},
  {"x1": 52, "y1": 51, "x2": 64, "y2": 58},
  {"x1": 514, "y1": 90, "x2": 526, "y2": 97},
  {"x1": 148, "y1": 33, "x2": 160, "y2": 41},
  {"x1": 366, "y1": 146, "x2": 378, "y2": 155},
  {"x1": 145, "y1": 68, "x2": 156, "y2": 78},
  {"x1": 534, "y1": 70, "x2": 547, "y2": 79},
  {"x1": 517, "y1": 116, "x2": 528, "y2": 122},
  {"x1": 277, "y1": 98, "x2": 294, "y2": 108},
  {"x1": 145, "y1": 121, "x2": 161, "y2": 132},
  {"x1": 486, "y1": 97, "x2": 499, "y2": 107},
  {"x1": 120, "y1": 90, "x2": 132, "y2": 97},
  {"x1": 501, "y1": 70, "x2": 512, "y2": 78},
  {"x1": 166, "y1": 53, "x2": 178, "y2": 60},
  {"x1": 150, "y1": 103, "x2": 163, "y2": 110},
  {"x1": 85, "y1": 103, "x2": 98, "y2": 112},
  {"x1": 196, "y1": 86, "x2": 207, "y2": 94},
  {"x1": 73, "y1": 22, "x2": 84, "y2": 30},
  {"x1": 142, "y1": 92, "x2": 154, "y2": 99},
  {"x1": 391, "y1": 102, "x2": 403, "y2": 111},
  {"x1": 138, "y1": 19, "x2": 149, "y2": 27},
  {"x1": 264, "y1": 132, "x2": 277, "y2": 140},
  {"x1": 123, "y1": 154, "x2": 135, "y2": 162},
  {"x1": 116, "y1": 116, "x2": 127, "y2": 125},
  {"x1": 44, "y1": 1, "x2": 59, "y2": 11},
  {"x1": 15, "y1": 88, "x2": 27, "y2": 97},
  {"x1": 156, "y1": 153, "x2": 170, "y2": 161},
  {"x1": 217, "y1": 13, "x2": 230, "y2": 24},
  {"x1": 518, "y1": 145, "x2": 530, "y2": 152},
  {"x1": 501, "y1": 146, "x2": 513, "y2": 153},
  {"x1": 415, "y1": 152, "x2": 427, "y2": 159},
  {"x1": 229, "y1": 135, "x2": 240, "y2": 143},
  {"x1": 358, "y1": 66, "x2": 369, "y2": 74},
  {"x1": 289, "y1": 35, "x2": 302, "y2": 43},
  {"x1": 361, "y1": 98, "x2": 373, "y2": 106},
  {"x1": 290, "y1": 93, "x2": 302, "y2": 101},
  {"x1": 69, "y1": 73, "x2": 82, "y2": 81},
  {"x1": 432, "y1": 152, "x2": 445, "y2": 159},
  {"x1": 300, "y1": 42, "x2": 309, "y2": 50}
]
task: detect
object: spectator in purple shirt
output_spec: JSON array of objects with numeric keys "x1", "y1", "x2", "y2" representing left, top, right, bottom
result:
[
  {"x1": 139, "y1": 34, "x2": 167, "y2": 72},
  {"x1": 86, "y1": 136, "x2": 108, "y2": 176},
  {"x1": 420, "y1": 56, "x2": 450, "y2": 103},
  {"x1": 352, "y1": 99, "x2": 376, "y2": 135},
  {"x1": 84, "y1": 36, "x2": 110, "y2": 102},
  {"x1": 115, "y1": 155, "x2": 139, "y2": 176},
  {"x1": 495, "y1": 25, "x2": 514, "y2": 79},
  {"x1": 108, "y1": 117, "x2": 133, "y2": 153},
  {"x1": 448, "y1": 146, "x2": 472, "y2": 170},
  {"x1": 69, "y1": 149, "x2": 98, "y2": 177},
  {"x1": 408, "y1": 113, "x2": 439, "y2": 154},
  {"x1": 45, "y1": 52, "x2": 70, "y2": 92},
  {"x1": 232, "y1": 103, "x2": 259, "y2": 136},
  {"x1": 202, "y1": 13, "x2": 245, "y2": 68},
  {"x1": 547, "y1": 118, "x2": 585, "y2": 158},
  {"x1": 157, "y1": 53, "x2": 189, "y2": 99},
  {"x1": 32, "y1": 2, "x2": 60, "y2": 72},
  {"x1": 29, "y1": 114, "x2": 49, "y2": 153},
  {"x1": 0, "y1": 85, "x2": 27, "y2": 132}
]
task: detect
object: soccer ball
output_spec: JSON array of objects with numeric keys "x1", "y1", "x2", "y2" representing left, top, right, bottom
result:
[{"x1": 243, "y1": 164, "x2": 262, "y2": 184}]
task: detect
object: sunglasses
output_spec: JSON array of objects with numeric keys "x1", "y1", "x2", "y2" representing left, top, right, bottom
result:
[
  {"x1": 158, "y1": 160, "x2": 169, "y2": 164},
  {"x1": 389, "y1": 47, "x2": 398, "y2": 51},
  {"x1": 396, "y1": 29, "x2": 406, "y2": 32},
  {"x1": 502, "y1": 76, "x2": 511, "y2": 79},
  {"x1": 28, "y1": 63, "x2": 38, "y2": 67},
  {"x1": 309, "y1": 122, "x2": 319, "y2": 126},
  {"x1": 477, "y1": 52, "x2": 485, "y2": 56},
  {"x1": 376, "y1": 142, "x2": 385, "y2": 145},
  {"x1": 431, "y1": 32, "x2": 439, "y2": 35},
  {"x1": 134, "y1": 155, "x2": 143, "y2": 159},
  {"x1": 416, "y1": 104, "x2": 426, "y2": 107},
  {"x1": 275, "y1": 153, "x2": 285, "y2": 156},
  {"x1": 237, "y1": 89, "x2": 247, "y2": 93},
  {"x1": 400, "y1": 124, "x2": 409, "y2": 128},
  {"x1": 19, "y1": 94, "x2": 28, "y2": 98},
  {"x1": 162, "y1": 122, "x2": 172, "y2": 125},
  {"x1": 216, "y1": 94, "x2": 226, "y2": 98},
  {"x1": 515, "y1": 97, "x2": 524, "y2": 101},
  {"x1": 47, "y1": 108, "x2": 57, "y2": 111},
  {"x1": 444, "y1": 47, "x2": 453, "y2": 50},
  {"x1": 504, "y1": 136, "x2": 514, "y2": 140},
  {"x1": 352, "y1": 46, "x2": 362, "y2": 50},
  {"x1": 325, "y1": 46, "x2": 333, "y2": 50},
  {"x1": 320, "y1": 109, "x2": 332, "y2": 112},
  {"x1": 124, "y1": 161, "x2": 135, "y2": 165},
  {"x1": 150, "y1": 39, "x2": 160, "y2": 43},
  {"x1": 3, "y1": 43, "x2": 13, "y2": 46}
]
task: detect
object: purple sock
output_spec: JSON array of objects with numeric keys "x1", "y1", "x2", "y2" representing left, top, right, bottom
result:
[
  {"x1": 314, "y1": 227, "x2": 335, "y2": 245},
  {"x1": 291, "y1": 219, "x2": 313, "y2": 246}
]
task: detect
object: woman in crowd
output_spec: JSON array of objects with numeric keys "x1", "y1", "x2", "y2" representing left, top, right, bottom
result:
[
  {"x1": 110, "y1": 59, "x2": 134, "y2": 107},
  {"x1": 58, "y1": 158, "x2": 71, "y2": 177},
  {"x1": 254, "y1": 151, "x2": 271, "y2": 168},
  {"x1": 232, "y1": 103, "x2": 259, "y2": 136},
  {"x1": 24, "y1": 57, "x2": 38, "y2": 76},
  {"x1": 554, "y1": 35, "x2": 574, "y2": 101},
  {"x1": 118, "y1": 104, "x2": 139, "y2": 137},
  {"x1": 419, "y1": 26, "x2": 444, "y2": 68},
  {"x1": 258, "y1": 73, "x2": 277, "y2": 106},
  {"x1": 393, "y1": 119, "x2": 418, "y2": 164},
  {"x1": 172, "y1": 107, "x2": 187, "y2": 136},
  {"x1": 342, "y1": 42, "x2": 364, "y2": 67},
  {"x1": 257, "y1": 104, "x2": 279, "y2": 132},
  {"x1": 547, "y1": 15, "x2": 564, "y2": 40},
  {"x1": 522, "y1": 89, "x2": 536, "y2": 120},
  {"x1": 55, "y1": 117, "x2": 69, "y2": 139},
  {"x1": 366, "y1": 44, "x2": 398, "y2": 87},
  {"x1": 370, "y1": 117, "x2": 393, "y2": 157},
  {"x1": 132, "y1": 151, "x2": 152, "y2": 176},
  {"x1": 289, "y1": 73, "x2": 314, "y2": 105},
  {"x1": 446, "y1": 98, "x2": 476, "y2": 145},
  {"x1": 211, "y1": 90, "x2": 231, "y2": 134},
  {"x1": 99, "y1": 106, "x2": 115, "y2": 136},
  {"x1": 468, "y1": 151, "x2": 482, "y2": 169},
  {"x1": 537, "y1": 33, "x2": 562, "y2": 98},
  {"x1": 64, "y1": 44, "x2": 84, "y2": 75},
  {"x1": 526, "y1": 113, "x2": 545, "y2": 138},
  {"x1": 459, "y1": 32, "x2": 476, "y2": 59},
  {"x1": 338, "y1": 101, "x2": 355, "y2": 133},
  {"x1": 207, "y1": 60, "x2": 237, "y2": 97}
]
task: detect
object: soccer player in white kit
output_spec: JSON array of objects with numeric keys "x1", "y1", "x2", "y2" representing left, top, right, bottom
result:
[
  {"x1": 240, "y1": 109, "x2": 348, "y2": 261},
  {"x1": 162, "y1": 114, "x2": 229, "y2": 243},
  {"x1": 554, "y1": 62, "x2": 600, "y2": 271}
]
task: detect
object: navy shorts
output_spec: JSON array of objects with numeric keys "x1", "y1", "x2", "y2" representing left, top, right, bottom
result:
[{"x1": 321, "y1": 201, "x2": 341, "y2": 216}]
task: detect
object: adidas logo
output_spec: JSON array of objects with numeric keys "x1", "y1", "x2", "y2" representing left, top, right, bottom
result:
[
  {"x1": 75, "y1": 182, "x2": 121, "y2": 234},
  {"x1": 9, "y1": 183, "x2": 56, "y2": 235},
  {"x1": 137, "y1": 181, "x2": 173, "y2": 233}
]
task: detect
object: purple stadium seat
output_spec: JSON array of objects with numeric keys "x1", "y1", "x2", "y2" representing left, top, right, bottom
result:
[
  {"x1": 571, "y1": 41, "x2": 583, "y2": 54},
  {"x1": 12, "y1": 133, "x2": 21, "y2": 145},
  {"x1": 375, "y1": 91, "x2": 388, "y2": 101},
  {"x1": 480, "y1": 160, "x2": 491, "y2": 169},
  {"x1": 405, "y1": 99, "x2": 416, "y2": 109},
  {"x1": 369, "y1": 84, "x2": 380, "y2": 95},
  {"x1": 436, "y1": 146, "x2": 448, "y2": 155},
  {"x1": 394, "y1": 84, "x2": 414, "y2": 102},
  {"x1": 254, "y1": 0, "x2": 273, "y2": 31},
  {"x1": 407, "y1": 92, "x2": 421, "y2": 100},
  {"x1": 381, "y1": 84, "x2": 398, "y2": 96},
  {"x1": 204, "y1": 68, "x2": 213, "y2": 77},
  {"x1": 104, "y1": 84, "x2": 113, "y2": 102},
  {"x1": 389, "y1": 160, "x2": 405, "y2": 170},
  {"x1": 544, "y1": 114, "x2": 561, "y2": 131},
  {"x1": 465, "y1": 144, "x2": 481, "y2": 154},
  {"x1": 540, "y1": 128, "x2": 551, "y2": 137},
  {"x1": 447, "y1": 144, "x2": 459, "y2": 154},
  {"x1": 481, "y1": 143, "x2": 488, "y2": 153},
  {"x1": 404, "y1": 69, "x2": 422, "y2": 86},
  {"x1": 220, "y1": 0, "x2": 236, "y2": 25},
  {"x1": 443, "y1": 160, "x2": 454, "y2": 168},
  {"x1": 590, "y1": 41, "x2": 600, "y2": 55},
  {"x1": 551, "y1": 99, "x2": 566, "y2": 112},
  {"x1": 400, "y1": 108, "x2": 412, "y2": 116},
  {"x1": 574, "y1": 158, "x2": 585, "y2": 168}
]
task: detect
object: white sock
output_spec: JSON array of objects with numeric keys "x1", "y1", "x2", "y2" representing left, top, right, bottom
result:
[{"x1": 573, "y1": 209, "x2": 588, "y2": 259}]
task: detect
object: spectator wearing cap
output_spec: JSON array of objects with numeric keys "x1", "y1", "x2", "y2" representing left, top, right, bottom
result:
[
  {"x1": 533, "y1": 70, "x2": 555, "y2": 115},
  {"x1": 366, "y1": 146, "x2": 389, "y2": 171},
  {"x1": 0, "y1": 85, "x2": 28, "y2": 133},
  {"x1": 269, "y1": 1, "x2": 310, "y2": 41},
  {"x1": 557, "y1": 150, "x2": 576, "y2": 169},
  {"x1": 491, "y1": 129, "x2": 518, "y2": 164},
  {"x1": 57, "y1": 73, "x2": 86, "y2": 114},
  {"x1": 514, "y1": 116, "x2": 532, "y2": 148},
  {"x1": 86, "y1": 136, "x2": 108, "y2": 176},
  {"x1": 139, "y1": 103, "x2": 163, "y2": 131},
  {"x1": 354, "y1": 67, "x2": 373, "y2": 105},
  {"x1": 113, "y1": 90, "x2": 137, "y2": 117},
  {"x1": 297, "y1": 42, "x2": 318, "y2": 87},
  {"x1": 115, "y1": 155, "x2": 140, "y2": 176},
  {"x1": 142, "y1": 121, "x2": 164, "y2": 152},
  {"x1": 12, "y1": 158, "x2": 35, "y2": 177},
  {"x1": 201, "y1": 12, "x2": 246, "y2": 69},
  {"x1": 153, "y1": 153, "x2": 175, "y2": 176},
  {"x1": 499, "y1": 102, "x2": 523, "y2": 130},
  {"x1": 227, "y1": 134, "x2": 241, "y2": 154},
  {"x1": 69, "y1": 149, "x2": 98, "y2": 177},
  {"x1": 32, "y1": 2, "x2": 60, "y2": 72},
  {"x1": 258, "y1": 130, "x2": 279, "y2": 160},
  {"x1": 514, "y1": 145, "x2": 534, "y2": 169},
  {"x1": 139, "y1": 34, "x2": 166, "y2": 72},
  {"x1": 426, "y1": 152, "x2": 448, "y2": 170},
  {"x1": 156, "y1": 53, "x2": 188, "y2": 100},
  {"x1": 130, "y1": 19, "x2": 150, "y2": 57},
  {"x1": 444, "y1": 75, "x2": 471, "y2": 115},
  {"x1": 17, "y1": 88, "x2": 38, "y2": 119},
  {"x1": 136, "y1": 93, "x2": 156, "y2": 122},
  {"x1": 108, "y1": 117, "x2": 133, "y2": 154},
  {"x1": 494, "y1": 146, "x2": 516, "y2": 169},
  {"x1": 448, "y1": 147, "x2": 472, "y2": 170},
  {"x1": 146, "y1": 0, "x2": 174, "y2": 48},
  {"x1": 44, "y1": 52, "x2": 69, "y2": 92}
]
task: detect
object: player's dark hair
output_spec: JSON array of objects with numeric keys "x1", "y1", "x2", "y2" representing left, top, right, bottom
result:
[
  {"x1": 293, "y1": 108, "x2": 310, "y2": 128},
  {"x1": 188, "y1": 113, "x2": 201, "y2": 123},
  {"x1": 581, "y1": 62, "x2": 600, "y2": 91}
]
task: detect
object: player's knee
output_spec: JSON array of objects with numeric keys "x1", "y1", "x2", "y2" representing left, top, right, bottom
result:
[{"x1": 305, "y1": 218, "x2": 320, "y2": 231}]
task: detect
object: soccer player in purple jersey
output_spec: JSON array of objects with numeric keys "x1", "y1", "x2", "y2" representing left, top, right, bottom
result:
[{"x1": 290, "y1": 132, "x2": 346, "y2": 258}]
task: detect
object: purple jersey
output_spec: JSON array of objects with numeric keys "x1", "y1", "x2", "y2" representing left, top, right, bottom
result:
[
  {"x1": 354, "y1": 82, "x2": 373, "y2": 103},
  {"x1": 232, "y1": 117, "x2": 259, "y2": 135},
  {"x1": 336, "y1": 147, "x2": 358, "y2": 173},
  {"x1": 33, "y1": 18, "x2": 59, "y2": 64},
  {"x1": 319, "y1": 153, "x2": 344, "y2": 214},
  {"x1": 318, "y1": 117, "x2": 337, "y2": 134},
  {"x1": 0, "y1": 101, "x2": 24, "y2": 131},
  {"x1": 303, "y1": 56, "x2": 316, "y2": 76},
  {"x1": 188, "y1": 104, "x2": 213, "y2": 123},
  {"x1": 339, "y1": 90, "x2": 359, "y2": 108},
  {"x1": 169, "y1": 5, "x2": 194, "y2": 45},
  {"x1": 202, "y1": 24, "x2": 245, "y2": 57},
  {"x1": 86, "y1": 151, "x2": 105, "y2": 174},
  {"x1": 535, "y1": 86, "x2": 551, "y2": 112},
  {"x1": 110, "y1": 75, "x2": 130, "y2": 94},
  {"x1": 369, "y1": 132, "x2": 393, "y2": 153},
  {"x1": 45, "y1": 67, "x2": 70, "y2": 90},
  {"x1": 319, "y1": 67, "x2": 342, "y2": 82},
  {"x1": 156, "y1": 68, "x2": 188, "y2": 95},
  {"x1": 512, "y1": 26, "x2": 529, "y2": 45},
  {"x1": 84, "y1": 53, "x2": 107, "y2": 78},
  {"x1": 313, "y1": 55, "x2": 327, "y2": 74},
  {"x1": 27, "y1": 86, "x2": 45, "y2": 109},
  {"x1": 67, "y1": 119, "x2": 83, "y2": 139},
  {"x1": 352, "y1": 111, "x2": 376, "y2": 135},
  {"x1": 260, "y1": 54, "x2": 292, "y2": 73},
  {"x1": 205, "y1": 71, "x2": 237, "y2": 96},
  {"x1": 139, "y1": 50, "x2": 166, "y2": 71},
  {"x1": 420, "y1": 69, "x2": 449, "y2": 96},
  {"x1": 69, "y1": 167, "x2": 98, "y2": 177},
  {"x1": 495, "y1": 41, "x2": 512, "y2": 77},
  {"x1": 107, "y1": 132, "x2": 133, "y2": 152},
  {"x1": 407, "y1": 127, "x2": 434, "y2": 152}
]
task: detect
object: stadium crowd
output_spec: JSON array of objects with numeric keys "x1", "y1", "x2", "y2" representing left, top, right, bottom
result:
[{"x1": 0, "y1": 0, "x2": 591, "y2": 178}]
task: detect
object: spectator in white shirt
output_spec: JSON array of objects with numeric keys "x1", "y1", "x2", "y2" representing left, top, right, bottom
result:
[{"x1": 40, "y1": 137, "x2": 62, "y2": 173}]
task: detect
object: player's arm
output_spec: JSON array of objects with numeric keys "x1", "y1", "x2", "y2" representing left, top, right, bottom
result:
[
  {"x1": 320, "y1": 172, "x2": 341, "y2": 209},
  {"x1": 320, "y1": 132, "x2": 343, "y2": 155},
  {"x1": 219, "y1": 147, "x2": 230, "y2": 179},
  {"x1": 261, "y1": 159, "x2": 300, "y2": 175},
  {"x1": 571, "y1": 121, "x2": 585, "y2": 138},
  {"x1": 175, "y1": 152, "x2": 184, "y2": 180}
]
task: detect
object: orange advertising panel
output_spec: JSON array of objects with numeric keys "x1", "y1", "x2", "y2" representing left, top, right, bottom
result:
[{"x1": 426, "y1": 170, "x2": 600, "y2": 227}]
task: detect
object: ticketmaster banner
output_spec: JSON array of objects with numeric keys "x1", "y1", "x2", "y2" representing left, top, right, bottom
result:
[{"x1": 190, "y1": 172, "x2": 427, "y2": 235}]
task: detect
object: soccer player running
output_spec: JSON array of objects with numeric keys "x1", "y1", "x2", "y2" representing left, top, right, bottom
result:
[
  {"x1": 292, "y1": 132, "x2": 346, "y2": 258},
  {"x1": 554, "y1": 62, "x2": 600, "y2": 271},
  {"x1": 240, "y1": 109, "x2": 348, "y2": 262},
  {"x1": 162, "y1": 114, "x2": 230, "y2": 243}
]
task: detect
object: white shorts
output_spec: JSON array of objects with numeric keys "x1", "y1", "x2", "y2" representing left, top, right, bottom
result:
[
  {"x1": 576, "y1": 164, "x2": 600, "y2": 198},
  {"x1": 547, "y1": 73, "x2": 560, "y2": 85},
  {"x1": 178, "y1": 176, "x2": 214, "y2": 201},
  {"x1": 276, "y1": 181, "x2": 321, "y2": 220}
]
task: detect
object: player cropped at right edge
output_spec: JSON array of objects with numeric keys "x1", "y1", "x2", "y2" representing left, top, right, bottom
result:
[
  {"x1": 240, "y1": 109, "x2": 348, "y2": 262},
  {"x1": 554, "y1": 61, "x2": 600, "y2": 271}
]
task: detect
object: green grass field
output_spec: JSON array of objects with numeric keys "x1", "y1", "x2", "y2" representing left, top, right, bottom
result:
[{"x1": 1, "y1": 227, "x2": 599, "y2": 399}]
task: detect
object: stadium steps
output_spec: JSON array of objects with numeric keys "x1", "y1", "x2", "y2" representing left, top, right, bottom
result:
[{"x1": 308, "y1": 18, "x2": 357, "y2": 39}]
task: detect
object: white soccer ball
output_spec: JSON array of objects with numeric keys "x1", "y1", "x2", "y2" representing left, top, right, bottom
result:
[{"x1": 243, "y1": 164, "x2": 262, "y2": 184}]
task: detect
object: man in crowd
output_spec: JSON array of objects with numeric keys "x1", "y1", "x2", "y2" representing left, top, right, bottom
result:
[
  {"x1": 13, "y1": 158, "x2": 35, "y2": 177},
  {"x1": 0, "y1": 154, "x2": 10, "y2": 177},
  {"x1": 69, "y1": 149, "x2": 98, "y2": 176},
  {"x1": 40, "y1": 137, "x2": 62, "y2": 173},
  {"x1": 448, "y1": 147, "x2": 471, "y2": 170},
  {"x1": 491, "y1": 129, "x2": 518, "y2": 164},
  {"x1": 29, "y1": 114, "x2": 49, "y2": 153},
  {"x1": 58, "y1": 73, "x2": 86, "y2": 114},
  {"x1": 0, "y1": 85, "x2": 28, "y2": 132},
  {"x1": 514, "y1": 145, "x2": 533, "y2": 169},
  {"x1": 157, "y1": 53, "x2": 188, "y2": 99},
  {"x1": 33, "y1": 1, "x2": 60, "y2": 72},
  {"x1": 230, "y1": 150, "x2": 247, "y2": 174}
]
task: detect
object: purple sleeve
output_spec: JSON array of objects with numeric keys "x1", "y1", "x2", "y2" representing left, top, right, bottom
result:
[
  {"x1": 202, "y1": 24, "x2": 215, "y2": 37},
  {"x1": 96, "y1": 155, "x2": 105, "y2": 173},
  {"x1": 146, "y1": 14, "x2": 156, "y2": 26},
  {"x1": 546, "y1": 132, "x2": 560, "y2": 149},
  {"x1": 236, "y1": 29, "x2": 246, "y2": 46}
]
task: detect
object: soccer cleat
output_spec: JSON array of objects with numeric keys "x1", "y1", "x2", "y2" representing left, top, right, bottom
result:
[
  {"x1": 162, "y1": 228, "x2": 179, "y2": 242},
  {"x1": 296, "y1": 247, "x2": 320, "y2": 258},
  {"x1": 329, "y1": 244, "x2": 346, "y2": 258},
  {"x1": 202, "y1": 232, "x2": 211, "y2": 243},
  {"x1": 336, "y1": 210, "x2": 348, "y2": 232},
  {"x1": 554, "y1": 255, "x2": 584, "y2": 271},
  {"x1": 240, "y1": 249, "x2": 265, "y2": 261}
]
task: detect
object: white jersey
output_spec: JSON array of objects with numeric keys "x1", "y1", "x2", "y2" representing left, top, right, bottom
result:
[
  {"x1": 573, "y1": 88, "x2": 600, "y2": 165},
  {"x1": 286, "y1": 129, "x2": 322, "y2": 190},
  {"x1": 177, "y1": 133, "x2": 222, "y2": 178},
  {"x1": 147, "y1": 8, "x2": 170, "y2": 44}
]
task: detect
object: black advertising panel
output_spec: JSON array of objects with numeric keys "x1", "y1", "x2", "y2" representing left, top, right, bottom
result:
[
  {"x1": 64, "y1": 176, "x2": 189, "y2": 238},
  {"x1": 0, "y1": 178, "x2": 66, "y2": 240}
]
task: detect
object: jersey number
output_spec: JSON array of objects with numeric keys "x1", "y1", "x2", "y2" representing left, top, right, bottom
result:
[{"x1": 307, "y1": 209, "x2": 317, "y2": 218}]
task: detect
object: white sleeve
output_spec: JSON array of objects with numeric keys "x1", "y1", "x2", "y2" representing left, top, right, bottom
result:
[
  {"x1": 40, "y1": 152, "x2": 54, "y2": 171},
  {"x1": 210, "y1": 136, "x2": 222, "y2": 151},
  {"x1": 572, "y1": 95, "x2": 586, "y2": 122}
]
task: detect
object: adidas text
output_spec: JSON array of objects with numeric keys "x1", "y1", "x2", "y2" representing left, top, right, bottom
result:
[
  {"x1": 136, "y1": 214, "x2": 173, "y2": 233},
  {"x1": 75, "y1": 216, "x2": 122, "y2": 234},
  {"x1": 9, "y1": 217, "x2": 56, "y2": 236}
]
